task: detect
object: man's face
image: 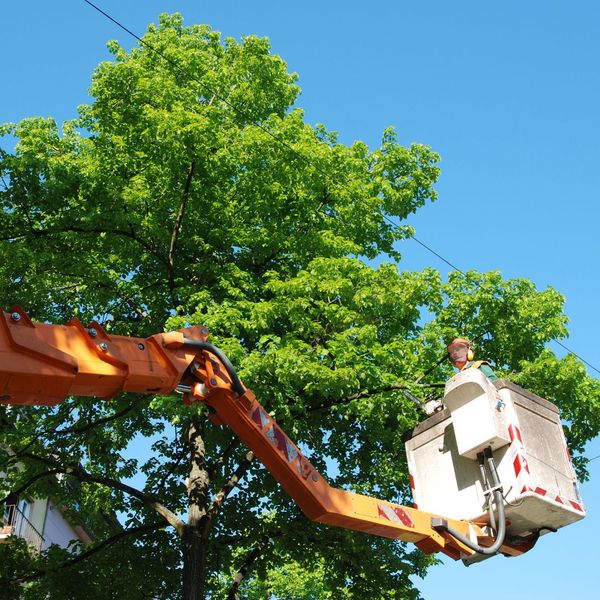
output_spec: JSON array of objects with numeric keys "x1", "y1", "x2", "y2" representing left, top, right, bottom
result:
[{"x1": 448, "y1": 343, "x2": 469, "y2": 368}]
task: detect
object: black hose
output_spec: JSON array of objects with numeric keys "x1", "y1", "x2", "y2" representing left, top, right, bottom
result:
[{"x1": 182, "y1": 339, "x2": 246, "y2": 397}]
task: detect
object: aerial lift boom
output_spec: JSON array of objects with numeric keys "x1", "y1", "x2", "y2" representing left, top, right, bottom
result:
[{"x1": 0, "y1": 307, "x2": 541, "y2": 561}]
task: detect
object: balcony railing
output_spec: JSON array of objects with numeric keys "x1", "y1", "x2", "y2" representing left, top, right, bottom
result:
[{"x1": 1, "y1": 504, "x2": 45, "y2": 551}]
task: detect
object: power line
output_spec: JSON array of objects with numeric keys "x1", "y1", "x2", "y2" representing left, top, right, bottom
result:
[
  {"x1": 81, "y1": 1, "x2": 600, "y2": 378},
  {"x1": 399, "y1": 221, "x2": 600, "y2": 376},
  {"x1": 82, "y1": 0, "x2": 328, "y2": 179},
  {"x1": 554, "y1": 340, "x2": 600, "y2": 376},
  {"x1": 409, "y1": 233, "x2": 467, "y2": 276}
]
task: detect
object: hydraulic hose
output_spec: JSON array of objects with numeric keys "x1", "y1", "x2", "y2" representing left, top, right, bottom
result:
[
  {"x1": 432, "y1": 448, "x2": 507, "y2": 556},
  {"x1": 478, "y1": 452, "x2": 497, "y2": 532},
  {"x1": 182, "y1": 339, "x2": 246, "y2": 397}
]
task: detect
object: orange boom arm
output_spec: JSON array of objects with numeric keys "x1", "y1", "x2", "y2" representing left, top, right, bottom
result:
[
  {"x1": 0, "y1": 307, "x2": 529, "y2": 561},
  {"x1": 0, "y1": 306, "x2": 207, "y2": 406}
]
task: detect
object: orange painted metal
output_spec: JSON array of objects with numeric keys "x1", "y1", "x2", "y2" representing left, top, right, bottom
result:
[
  {"x1": 0, "y1": 308, "x2": 524, "y2": 561},
  {"x1": 0, "y1": 307, "x2": 206, "y2": 406},
  {"x1": 188, "y1": 357, "x2": 483, "y2": 560}
]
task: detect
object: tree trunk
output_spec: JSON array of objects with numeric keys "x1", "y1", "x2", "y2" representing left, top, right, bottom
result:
[
  {"x1": 182, "y1": 416, "x2": 210, "y2": 600},
  {"x1": 182, "y1": 524, "x2": 207, "y2": 600}
]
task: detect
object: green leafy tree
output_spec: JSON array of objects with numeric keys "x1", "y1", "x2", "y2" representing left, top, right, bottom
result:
[{"x1": 0, "y1": 13, "x2": 598, "y2": 599}]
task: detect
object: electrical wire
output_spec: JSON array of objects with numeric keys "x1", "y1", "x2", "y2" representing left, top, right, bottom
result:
[
  {"x1": 409, "y1": 233, "x2": 467, "y2": 275},
  {"x1": 404, "y1": 228, "x2": 600, "y2": 376},
  {"x1": 82, "y1": 0, "x2": 329, "y2": 180},
  {"x1": 81, "y1": 1, "x2": 600, "y2": 378},
  {"x1": 553, "y1": 340, "x2": 600, "y2": 376}
]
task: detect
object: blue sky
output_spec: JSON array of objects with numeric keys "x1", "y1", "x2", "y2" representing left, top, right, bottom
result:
[{"x1": 2, "y1": 1, "x2": 599, "y2": 598}]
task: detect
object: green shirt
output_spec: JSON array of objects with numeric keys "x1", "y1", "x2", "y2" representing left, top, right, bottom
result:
[{"x1": 464, "y1": 361, "x2": 498, "y2": 381}]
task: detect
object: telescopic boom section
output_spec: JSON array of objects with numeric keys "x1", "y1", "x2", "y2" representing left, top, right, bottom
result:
[
  {"x1": 0, "y1": 307, "x2": 207, "y2": 406},
  {"x1": 182, "y1": 352, "x2": 483, "y2": 561},
  {"x1": 0, "y1": 308, "x2": 484, "y2": 560}
]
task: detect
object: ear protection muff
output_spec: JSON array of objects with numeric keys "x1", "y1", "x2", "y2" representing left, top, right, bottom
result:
[{"x1": 467, "y1": 348, "x2": 474, "y2": 361}]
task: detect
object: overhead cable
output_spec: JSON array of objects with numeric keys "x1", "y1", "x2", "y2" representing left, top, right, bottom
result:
[
  {"x1": 81, "y1": 1, "x2": 600, "y2": 378},
  {"x1": 82, "y1": 0, "x2": 327, "y2": 178},
  {"x1": 399, "y1": 221, "x2": 600, "y2": 376}
]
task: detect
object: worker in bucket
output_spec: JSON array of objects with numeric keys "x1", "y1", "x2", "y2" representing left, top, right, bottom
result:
[{"x1": 447, "y1": 337, "x2": 498, "y2": 381}]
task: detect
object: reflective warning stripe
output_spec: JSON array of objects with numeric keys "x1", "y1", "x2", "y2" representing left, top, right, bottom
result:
[
  {"x1": 252, "y1": 406, "x2": 315, "y2": 481},
  {"x1": 513, "y1": 454, "x2": 530, "y2": 478},
  {"x1": 265, "y1": 423, "x2": 300, "y2": 462},
  {"x1": 377, "y1": 504, "x2": 414, "y2": 528},
  {"x1": 513, "y1": 455, "x2": 522, "y2": 477},
  {"x1": 409, "y1": 473, "x2": 418, "y2": 509},
  {"x1": 570, "y1": 500, "x2": 584, "y2": 512},
  {"x1": 251, "y1": 406, "x2": 270, "y2": 429},
  {"x1": 508, "y1": 423, "x2": 523, "y2": 444},
  {"x1": 509, "y1": 421, "x2": 531, "y2": 493},
  {"x1": 270, "y1": 424, "x2": 298, "y2": 462},
  {"x1": 522, "y1": 486, "x2": 585, "y2": 513}
]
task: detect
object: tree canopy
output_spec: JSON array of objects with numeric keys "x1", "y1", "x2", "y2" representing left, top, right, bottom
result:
[{"x1": 1, "y1": 13, "x2": 598, "y2": 599}]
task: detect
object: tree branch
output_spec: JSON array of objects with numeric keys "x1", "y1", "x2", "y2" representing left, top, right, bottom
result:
[
  {"x1": 153, "y1": 441, "x2": 188, "y2": 495},
  {"x1": 205, "y1": 451, "x2": 254, "y2": 526},
  {"x1": 7, "y1": 522, "x2": 164, "y2": 585},
  {"x1": 54, "y1": 402, "x2": 138, "y2": 436},
  {"x1": 226, "y1": 533, "x2": 270, "y2": 600},
  {"x1": 206, "y1": 437, "x2": 242, "y2": 478},
  {"x1": 0, "y1": 469, "x2": 62, "y2": 504},
  {"x1": 167, "y1": 160, "x2": 196, "y2": 292},
  {"x1": 93, "y1": 281, "x2": 151, "y2": 320},
  {"x1": 60, "y1": 521, "x2": 164, "y2": 570},
  {"x1": 20, "y1": 452, "x2": 185, "y2": 536},
  {"x1": 3, "y1": 224, "x2": 169, "y2": 267},
  {"x1": 9, "y1": 403, "x2": 137, "y2": 461},
  {"x1": 302, "y1": 382, "x2": 409, "y2": 414},
  {"x1": 102, "y1": 279, "x2": 163, "y2": 320}
]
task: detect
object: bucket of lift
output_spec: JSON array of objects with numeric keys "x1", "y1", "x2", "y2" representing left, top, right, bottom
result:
[{"x1": 404, "y1": 369, "x2": 585, "y2": 561}]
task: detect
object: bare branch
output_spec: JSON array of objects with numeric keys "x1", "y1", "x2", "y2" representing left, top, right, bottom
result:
[
  {"x1": 103, "y1": 279, "x2": 162, "y2": 319},
  {"x1": 207, "y1": 437, "x2": 242, "y2": 478},
  {"x1": 153, "y1": 442, "x2": 187, "y2": 494},
  {"x1": 54, "y1": 402, "x2": 138, "y2": 436},
  {"x1": 65, "y1": 522, "x2": 164, "y2": 569},
  {"x1": 20, "y1": 452, "x2": 185, "y2": 536},
  {"x1": 10, "y1": 433, "x2": 47, "y2": 459},
  {"x1": 1, "y1": 468, "x2": 62, "y2": 503},
  {"x1": 94, "y1": 281, "x2": 150, "y2": 320},
  {"x1": 8, "y1": 403, "x2": 136, "y2": 461},
  {"x1": 304, "y1": 382, "x2": 410, "y2": 414},
  {"x1": 2, "y1": 224, "x2": 168, "y2": 267}
]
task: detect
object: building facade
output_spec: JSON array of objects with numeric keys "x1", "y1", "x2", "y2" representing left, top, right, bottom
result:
[{"x1": 1, "y1": 495, "x2": 92, "y2": 551}]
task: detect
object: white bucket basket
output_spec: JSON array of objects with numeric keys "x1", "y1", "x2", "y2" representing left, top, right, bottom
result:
[{"x1": 404, "y1": 369, "x2": 585, "y2": 539}]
